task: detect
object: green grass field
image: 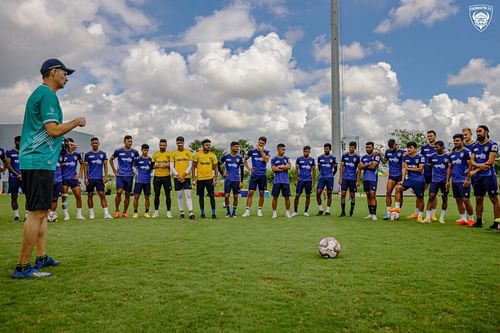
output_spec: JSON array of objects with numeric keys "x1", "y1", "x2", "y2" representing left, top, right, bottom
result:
[{"x1": 0, "y1": 193, "x2": 499, "y2": 333}]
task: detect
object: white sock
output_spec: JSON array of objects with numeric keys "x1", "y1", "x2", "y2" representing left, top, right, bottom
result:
[
  {"x1": 417, "y1": 210, "x2": 422, "y2": 217},
  {"x1": 103, "y1": 207, "x2": 109, "y2": 215},
  {"x1": 185, "y1": 190, "x2": 193, "y2": 211},
  {"x1": 386, "y1": 206, "x2": 391, "y2": 213},
  {"x1": 154, "y1": 209, "x2": 159, "y2": 214},
  {"x1": 460, "y1": 214, "x2": 467, "y2": 221},
  {"x1": 14, "y1": 209, "x2": 19, "y2": 217},
  {"x1": 89, "y1": 208, "x2": 95, "y2": 215},
  {"x1": 326, "y1": 206, "x2": 330, "y2": 213},
  {"x1": 176, "y1": 191, "x2": 184, "y2": 212},
  {"x1": 468, "y1": 214, "x2": 475, "y2": 221},
  {"x1": 319, "y1": 205, "x2": 324, "y2": 211},
  {"x1": 440, "y1": 210, "x2": 446, "y2": 218},
  {"x1": 258, "y1": 207, "x2": 262, "y2": 211},
  {"x1": 77, "y1": 208, "x2": 82, "y2": 216},
  {"x1": 426, "y1": 210, "x2": 431, "y2": 219},
  {"x1": 395, "y1": 202, "x2": 401, "y2": 209},
  {"x1": 431, "y1": 208, "x2": 436, "y2": 215},
  {"x1": 63, "y1": 208, "x2": 69, "y2": 216}
]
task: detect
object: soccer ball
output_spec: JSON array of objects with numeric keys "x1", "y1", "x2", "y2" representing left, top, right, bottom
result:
[
  {"x1": 390, "y1": 211, "x2": 399, "y2": 221},
  {"x1": 318, "y1": 237, "x2": 341, "y2": 258},
  {"x1": 48, "y1": 211, "x2": 58, "y2": 222}
]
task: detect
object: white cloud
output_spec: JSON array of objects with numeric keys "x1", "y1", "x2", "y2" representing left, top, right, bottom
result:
[
  {"x1": 375, "y1": 0, "x2": 459, "y2": 34},
  {"x1": 284, "y1": 26, "x2": 304, "y2": 46},
  {"x1": 183, "y1": 5, "x2": 256, "y2": 44},
  {"x1": 448, "y1": 58, "x2": 500, "y2": 95},
  {"x1": 313, "y1": 36, "x2": 389, "y2": 63}
]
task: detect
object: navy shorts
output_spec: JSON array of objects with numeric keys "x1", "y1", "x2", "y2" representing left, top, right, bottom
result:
[
  {"x1": 248, "y1": 174, "x2": 267, "y2": 191},
  {"x1": 473, "y1": 175, "x2": 498, "y2": 197},
  {"x1": 87, "y1": 179, "x2": 105, "y2": 193},
  {"x1": 429, "y1": 182, "x2": 448, "y2": 194},
  {"x1": 272, "y1": 183, "x2": 291, "y2": 197},
  {"x1": 317, "y1": 177, "x2": 334, "y2": 191},
  {"x1": 452, "y1": 182, "x2": 471, "y2": 199},
  {"x1": 341, "y1": 179, "x2": 357, "y2": 193},
  {"x1": 402, "y1": 179, "x2": 425, "y2": 198},
  {"x1": 363, "y1": 180, "x2": 377, "y2": 192},
  {"x1": 116, "y1": 176, "x2": 133, "y2": 192},
  {"x1": 53, "y1": 181, "x2": 62, "y2": 199},
  {"x1": 63, "y1": 178, "x2": 81, "y2": 188},
  {"x1": 8, "y1": 177, "x2": 23, "y2": 194},
  {"x1": 224, "y1": 180, "x2": 241, "y2": 195},
  {"x1": 134, "y1": 183, "x2": 151, "y2": 195},
  {"x1": 388, "y1": 175, "x2": 402, "y2": 182},
  {"x1": 296, "y1": 180, "x2": 313, "y2": 194}
]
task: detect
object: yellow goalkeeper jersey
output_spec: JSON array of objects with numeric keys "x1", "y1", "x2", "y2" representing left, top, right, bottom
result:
[
  {"x1": 152, "y1": 150, "x2": 170, "y2": 177},
  {"x1": 171, "y1": 149, "x2": 193, "y2": 178},
  {"x1": 193, "y1": 150, "x2": 218, "y2": 180}
]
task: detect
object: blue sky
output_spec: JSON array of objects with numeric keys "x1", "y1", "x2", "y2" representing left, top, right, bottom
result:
[{"x1": 0, "y1": 0, "x2": 498, "y2": 155}]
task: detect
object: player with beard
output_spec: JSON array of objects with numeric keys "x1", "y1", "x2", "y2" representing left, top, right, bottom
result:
[
  {"x1": 449, "y1": 134, "x2": 474, "y2": 226},
  {"x1": 220, "y1": 142, "x2": 245, "y2": 218},
  {"x1": 242, "y1": 137, "x2": 270, "y2": 217},
  {"x1": 383, "y1": 139, "x2": 404, "y2": 220},
  {"x1": 418, "y1": 130, "x2": 438, "y2": 221},
  {"x1": 359, "y1": 142, "x2": 381, "y2": 221},
  {"x1": 151, "y1": 139, "x2": 172, "y2": 218},
  {"x1": 316, "y1": 143, "x2": 338, "y2": 216},
  {"x1": 469, "y1": 125, "x2": 500, "y2": 230},
  {"x1": 338, "y1": 142, "x2": 359, "y2": 217},
  {"x1": 424, "y1": 141, "x2": 451, "y2": 224},
  {"x1": 192, "y1": 139, "x2": 218, "y2": 219},
  {"x1": 84, "y1": 137, "x2": 112, "y2": 219},
  {"x1": 61, "y1": 138, "x2": 85, "y2": 220},
  {"x1": 293, "y1": 145, "x2": 316, "y2": 217}
]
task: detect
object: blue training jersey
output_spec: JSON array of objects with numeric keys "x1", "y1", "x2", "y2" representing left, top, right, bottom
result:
[
  {"x1": 429, "y1": 153, "x2": 451, "y2": 183},
  {"x1": 113, "y1": 148, "x2": 139, "y2": 177},
  {"x1": 62, "y1": 151, "x2": 82, "y2": 180},
  {"x1": 0, "y1": 148, "x2": 4, "y2": 179},
  {"x1": 361, "y1": 154, "x2": 380, "y2": 182},
  {"x1": 420, "y1": 144, "x2": 436, "y2": 177},
  {"x1": 247, "y1": 148, "x2": 270, "y2": 176},
  {"x1": 5, "y1": 149, "x2": 20, "y2": 178},
  {"x1": 341, "y1": 153, "x2": 359, "y2": 181},
  {"x1": 449, "y1": 148, "x2": 470, "y2": 183},
  {"x1": 384, "y1": 149, "x2": 404, "y2": 177},
  {"x1": 403, "y1": 153, "x2": 426, "y2": 182},
  {"x1": 54, "y1": 154, "x2": 63, "y2": 183},
  {"x1": 317, "y1": 154, "x2": 337, "y2": 179},
  {"x1": 271, "y1": 155, "x2": 290, "y2": 184},
  {"x1": 134, "y1": 156, "x2": 152, "y2": 184},
  {"x1": 296, "y1": 156, "x2": 315, "y2": 181},
  {"x1": 84, "y1": 150, "x2": 107, "y2": 180},
  {"x1": 221, "y1": 153, "x2": 244, "y2": 182},
  {"x1": 472, "y1": 140, "x2": 498, "y2": 177}
]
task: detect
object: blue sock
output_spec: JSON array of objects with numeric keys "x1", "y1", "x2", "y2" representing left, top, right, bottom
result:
[
  {"x1": 201, "y1": 209, "x2": 205, "y2": 215},
  {"x1": 212, "y1": 208, "x2": 216, "y2": 216},
  {"x1": 232, "y1": 207, "x2": 237, "y2": 215},
  {"x1": 226, "y1": 206, "x2": 231, "y2": 214}
]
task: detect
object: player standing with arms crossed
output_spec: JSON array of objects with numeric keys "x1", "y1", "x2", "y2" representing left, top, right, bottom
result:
[
  {"x1": 271, "y1": 144, "x2": 292, "y2": 219},
  {"x1": 316, "y1": 143, "x2": 338, "y2": 216},
  {"x1": 152, "y1": 139, "x2": 172, "y2": 218}
]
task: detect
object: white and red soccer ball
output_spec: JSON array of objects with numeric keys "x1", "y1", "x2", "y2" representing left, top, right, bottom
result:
[{"x1": 318, "y1": 237, "x2": 341, "y2": 258}]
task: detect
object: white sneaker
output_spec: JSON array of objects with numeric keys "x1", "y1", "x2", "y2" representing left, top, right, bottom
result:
[
  {"x1": 242, "y1": 210, "x2": 250, "y2": 217},
  {"x1": 89, "y1": 213, "x2": 95, "y2": 220},
  {"x1": 76, "y1": 215, "x2": 86, "y2": 220},
  {"x1": 104, "y1": 214, "x2": 113, "y2": 219},
  {"x1": 291, "y1": 212, "x2": 298, "y2": 217},
  {"x1": 286, "y1": 212, "x2": 292, "y2": 218},
  {"x1": 257, "y1": 209, "x2": 263, "y2": 217},
  {"x1": 303, "y1": 212, "x2": 310, "y2": 217},
  {"x1": 272, "y1": 211, "x2": 277, "y2": 219},
  {"x1": 166, "y1": 211, "x2": 173, "y2": 218},
  {"x1": 64, "y1": 214, "x2": 70, "y2": 221},
  {"x1": 439, "y1": 217, "x2": 445, "y2": 224},
  {"x1": 363, "y1": 215, "x2": 372, "y2": 219},
  {"x1": 371, "y1": 215, "x2": 378, "y2": 221},
  {"x1": 152, "y1": 211, "x2": 160, "y2": 218}
]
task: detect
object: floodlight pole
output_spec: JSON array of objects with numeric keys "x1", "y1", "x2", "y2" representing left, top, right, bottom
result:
[{"x1": 331, "y1": 0, "x2": 341, "y2": 192}]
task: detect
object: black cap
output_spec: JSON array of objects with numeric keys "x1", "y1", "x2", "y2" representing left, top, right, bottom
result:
[{"x1": 40, "y1": 58, "x2": 75, "y2": 75}]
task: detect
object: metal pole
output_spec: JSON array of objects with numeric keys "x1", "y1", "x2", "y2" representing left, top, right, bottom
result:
[{"x1": 331, "y1": 0, "x2": 341, "y2": 192}]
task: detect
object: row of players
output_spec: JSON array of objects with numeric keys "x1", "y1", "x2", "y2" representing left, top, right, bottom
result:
[{"x1": 1, "y1": 126, "x2": 499, "y2": 230}]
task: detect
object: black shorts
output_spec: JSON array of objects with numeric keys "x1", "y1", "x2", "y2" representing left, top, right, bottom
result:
[
  {"x1": 174, "y1": 178, "x2": 192, "y2": 191},
  {"x1": 153, "y1": 176, "x2": 172, "y2": 194},
  {"x1": 22, "y1": 170, "x2": 54, "y2": 211},
  {"x1": 196, "y1": 179, "x2": 215, "y2": 196}
]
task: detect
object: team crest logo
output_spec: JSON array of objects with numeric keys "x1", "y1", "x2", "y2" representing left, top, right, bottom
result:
[
  {"x1": 469, "y1": 4, "x2": 493, "y2": 32},
  {"x1": 485, "y1": 146, "x2": 489, "y2": 152},
  {"x1": 100, "y1": 154, "x2": 103, "y2": 159},
  {"x1": 460, "y1": 153, "x2": 464, "y2": 157}
]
